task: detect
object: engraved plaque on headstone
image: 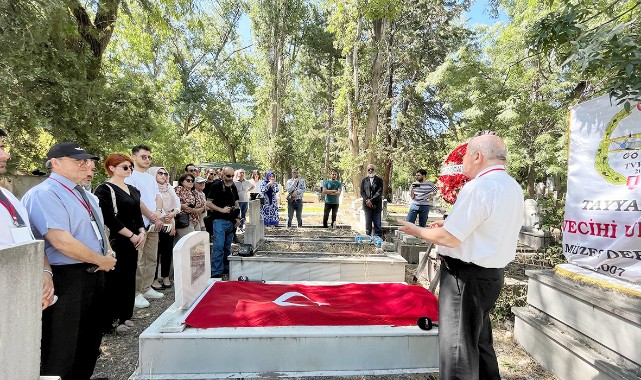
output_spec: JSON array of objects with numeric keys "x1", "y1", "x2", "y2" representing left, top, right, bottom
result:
[{"x1": 173, "y1": 231, "x2": 211, "y2": 309}]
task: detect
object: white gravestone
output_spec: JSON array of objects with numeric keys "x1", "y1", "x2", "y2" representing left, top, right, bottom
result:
[{"x1": 173, "y1": 231, "x2": 211, "y2": 310}]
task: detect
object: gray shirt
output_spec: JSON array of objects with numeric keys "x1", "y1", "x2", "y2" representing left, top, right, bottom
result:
[{"x1": 22, "y1": 172, "x2": 105, "y2": 265}]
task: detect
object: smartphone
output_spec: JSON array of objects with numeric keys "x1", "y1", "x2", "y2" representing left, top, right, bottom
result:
[{"x1": 412, "y1": 183, "x2": 419, "y2": 188}]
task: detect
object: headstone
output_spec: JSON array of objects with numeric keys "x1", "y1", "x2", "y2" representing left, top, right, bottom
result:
[
  {"x1": 244, "y1": 199, "x2": 264, "y2": 249},
  {"x1": 173, "y1": 231, "x2": 211, "y2": 310},
  {"x1": 523, "y1": 199, "x2": 540, "y2": 230},
  {"x1": 519, "y1": 198, "x2": 551, "y2": 249},
  {"x1": 0, "y1": 240, "x2": 43, "y2": 380}
]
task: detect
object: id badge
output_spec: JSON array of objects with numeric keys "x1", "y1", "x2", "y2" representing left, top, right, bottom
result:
[
  {"x1": 10, "y1": 227, "x2": 33, "y2": 244},
  {"x1": 91, "y1": 221, "x2": 103, "y2": 242}
]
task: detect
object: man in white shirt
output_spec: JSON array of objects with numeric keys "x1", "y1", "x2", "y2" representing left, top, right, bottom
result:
[
  {"x1": 125, "y1": 144, "x2": 165, "y2": 308},
  {"x1": 400, "y1": 134, "x2": 524, "y2": 380},
  {"x1": 0, "y1": 128, "x2": 55, "y2": 310},
  {"x1": 233, "y1": 169, "x2": 254, "y2": 231}
]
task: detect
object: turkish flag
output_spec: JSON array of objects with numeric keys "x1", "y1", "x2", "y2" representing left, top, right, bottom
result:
[{"x1": 184, "y1": 282, "x2": 438, "y2": 328}]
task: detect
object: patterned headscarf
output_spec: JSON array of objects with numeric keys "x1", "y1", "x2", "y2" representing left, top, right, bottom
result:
[{"x1": 262, "y1": 170, "x2": 276, "y2": 204}]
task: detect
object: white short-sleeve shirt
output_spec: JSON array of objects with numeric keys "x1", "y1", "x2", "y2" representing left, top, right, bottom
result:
[
  {"x1": 0, "y1": 188, "x2": 34, "y2": 247},
  {"x1": 125, "y1": 170, "x2": 160, "y2": 226},
  {"x1": 440, "y1": 165, "x2": 524, "y2": 268}
]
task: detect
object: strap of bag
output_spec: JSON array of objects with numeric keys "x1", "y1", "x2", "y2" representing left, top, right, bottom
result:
[{"x1": 104, "y1": 183, "x2": 118, "y2": 216}]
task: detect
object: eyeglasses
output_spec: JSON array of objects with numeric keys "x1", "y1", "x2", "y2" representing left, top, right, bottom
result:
[
  {"x1": 118, "y1": 165, "x2": 134, "y2": 171},
  {"x1": 224, "y1": 174, "x2": 233, "y2": 178},
  {"x1": 157, "y1": 172, "x2": 169, "y2": 176},
  {"x1": 184, "y1": 179, "x2": 194, "y2": 183},
  {"x1": 138, "y1": 155, "x2": 152, "y2": 161},
  {"x1": 60, "y1": 158, "x2": 92, "y2": 167}
]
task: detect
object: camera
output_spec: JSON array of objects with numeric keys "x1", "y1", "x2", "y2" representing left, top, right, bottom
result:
[{"x1": 412, "y1": 183, "x2": 420, "y2": 188}]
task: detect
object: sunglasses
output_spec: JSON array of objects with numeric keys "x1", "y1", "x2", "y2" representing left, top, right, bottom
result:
[
  {"x1": 225, "y1": 174, "x2": 233, "y2": 178},
  {"x1": 118, "y1": 165, "x2": 134, "y2": 171},
  {"x1": 184, "y1": 179, "x2": 194, "y2": 183},
  {"x1": 188, "y1": 169, "x2": 196, "y2": 172},
  {"x1": 157, "y1": 172, "x2": 169, "y2": 176},
  {"x1": 367, "y1": 168, "x2": 375, "y2": 172}
]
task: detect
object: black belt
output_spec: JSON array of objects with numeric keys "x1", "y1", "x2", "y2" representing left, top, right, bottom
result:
[{"x1": 439, "y1": 255, "x2": 503, "y2": 279}]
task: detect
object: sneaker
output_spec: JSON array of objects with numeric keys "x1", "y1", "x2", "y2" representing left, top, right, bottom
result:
[
  {"x1": 144, "y1": 288, "x2": 165, "y2": 299},
  {"x1": 124, "y1": 320, "x2": 134, "y2": 327},
  {"x1": 134, "y1": 294, "x2": 150, "y2": 308},
  {"x1": 116, "y1": 324, "x2": 130, "y2": 333}
]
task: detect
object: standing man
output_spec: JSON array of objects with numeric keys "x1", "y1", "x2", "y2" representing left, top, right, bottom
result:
[
  {"x1": 322, "y1": 168, "x2": 342, "y2": 228},
  {"x1": 125, "y1": 144, "x2": 164, "y2": 308},
  {"x1": 360, "y1": 163, "x2": 384, "y2": 237},
  {"x1": 233, "y1": 168, "x2": 254, "y2": 231},
  {"x1": 22, "y1": 141, "x2": 117, "y2": 380},
  {"x1": 400, "y1": 134, "x2": 524, "y2": 380},
  {"x1": 203, "y1": 168, "x2": 218, "y2": 237},
  {"x1": 406, "y1": 169, "x2": 437, "y2": 227},
  {"x1": 206, "y1": 166, "x2": 240, "y2": 278},
  {"x1": 0, "y1": 129, "x2": 55, "y2": 311},
  {"x1": 184, "y1": 163, "x2": 197, "y2": 175},
  {"x1": 285, "y1": 167, "x2": 306, "y2": 228}
]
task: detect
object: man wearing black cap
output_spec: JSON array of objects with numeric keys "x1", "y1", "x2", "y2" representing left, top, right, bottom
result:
[{"x1": 23, "y1": 141, "x2": 117, "y2": 380}]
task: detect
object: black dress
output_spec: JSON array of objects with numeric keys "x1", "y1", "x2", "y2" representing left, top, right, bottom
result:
[{"x1": 95, "y1": 183, "x2": 144, "y2": 330}]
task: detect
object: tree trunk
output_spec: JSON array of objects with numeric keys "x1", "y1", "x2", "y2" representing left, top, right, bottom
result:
[
  {"x1": 348, "y1": 15, "x2": 362, "y2": 196},
  {"x1": 364, "y1": 19, "x2": 385, "y2": 164},
  {"x1": 526, "y1": 162, "x2": 536, "y2": 199}
]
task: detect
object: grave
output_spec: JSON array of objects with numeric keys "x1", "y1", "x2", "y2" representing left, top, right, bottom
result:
[
  {"x1": 518, "y1": 199, "x2": 551, "y2": 249},
  {"x1": 513, "y1": 264, "x2": 641, "y2": 380},
  {"x1": 130, "y1": 231, "x2": 439, "y2": 379},
  {"x1": 0, "y1": 240, "x2": 48, "y2": 380},
  {"x1": 229, "y1": 239, "x2": 407, "y2": 282},
  {"x1": 392, "y1": 231, "x2": 431, "y2": 264},
  {"x1": 243, "y1": 199, "x2": 265, "y2": 250}
]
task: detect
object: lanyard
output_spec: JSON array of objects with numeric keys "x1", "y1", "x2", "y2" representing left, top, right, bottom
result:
[
  {"x1": 48, "y1": 178, "x2": 94, "y2": 219},
  {"x1": 0, "y1": 198, "x2": 21, "y2": 227},
  {"x1": 478, "y1": 168, "x2": 505, "y2": 178}
]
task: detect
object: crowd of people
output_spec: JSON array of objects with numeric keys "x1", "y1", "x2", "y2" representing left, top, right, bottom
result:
[{"x1": 0, "y1": 128, "x2": 524, "y2": 380}]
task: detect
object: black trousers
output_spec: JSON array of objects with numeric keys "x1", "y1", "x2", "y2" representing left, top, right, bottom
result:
[
  {"x1": 155, "y1": 231, "x2": 175, "y2": 278},
  {"x1": 438, "y1": 256, "x2": 504, "y2": 380},
  {"x1": 101, "y1": 236, "x2": 137, "y2": 330},
  {"x1": 41, "y1": 264, "x2": 105, "y2": 380},
  {"x1": 363, "y1": 205, "x2": 382, "y2": 237},
  {"x1": 323, "y1": 203, "x2": 339, "y2": 227}
]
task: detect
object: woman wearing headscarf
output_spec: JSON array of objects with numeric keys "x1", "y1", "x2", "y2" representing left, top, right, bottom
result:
[
  {"x1": 260, "y1": 170, "x2": 280, "y2": 226},
  {"x1": 147, "y1": 166, "x2": 180, "y2": 291},
  {"x1": 95, "y1": 154, "x2": 145, "y2": 333},
  {"x1": 174, "y1": 173, "x2": 206, "y2": 242}
]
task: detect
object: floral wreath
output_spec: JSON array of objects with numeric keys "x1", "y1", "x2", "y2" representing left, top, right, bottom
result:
[{"x1": 437, "y1": 143, "x2": 470, "y2": 204}]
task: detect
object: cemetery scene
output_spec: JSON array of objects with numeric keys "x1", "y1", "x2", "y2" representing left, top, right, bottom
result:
[{"x1": 1, "y1": 1, "x2": 641, "y2": 380}]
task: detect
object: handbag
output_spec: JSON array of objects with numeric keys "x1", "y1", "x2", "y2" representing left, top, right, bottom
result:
[{"x1": 175, "y1": 212, "x2": 190, "y2": 229}]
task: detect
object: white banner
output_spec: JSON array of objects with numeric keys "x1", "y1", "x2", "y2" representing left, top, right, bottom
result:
[{"x1": 564, "y1": 95, "x2": 641, "y2": 284}]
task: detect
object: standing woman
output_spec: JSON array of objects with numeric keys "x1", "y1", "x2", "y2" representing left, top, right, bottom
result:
[
  {"x1": 148, "y1": 166, "x2": 180, "y2": 290},
  {"x1": 248, "y1": 170, "x2": 261, "y2": 200},
  {"x1": 174, "y1": 173, "x2": 206, "y2": 242},
  {"x1": 260, "y1": 170, "x2": 280, "y2": 226},
  {"x1": 95, "y1": 154, "x2": 145, "y2": 333}
]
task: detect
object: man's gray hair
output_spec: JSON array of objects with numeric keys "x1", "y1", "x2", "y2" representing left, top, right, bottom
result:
[{"x1": 468, "y1": 135, "x2": 507, "y2": 162}]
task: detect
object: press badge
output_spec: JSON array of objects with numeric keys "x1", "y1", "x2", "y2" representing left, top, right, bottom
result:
[
  {"x1": 10, "y1": 227, "x2": 32, "y2": 243},
  {"x1": 91, "y1": 221, "x2": 103, "y2": 242}
]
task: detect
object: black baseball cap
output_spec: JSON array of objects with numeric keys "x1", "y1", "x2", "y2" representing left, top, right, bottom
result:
[{"x1": 46, "y1": 142, "x2": 99, "y2": 160}]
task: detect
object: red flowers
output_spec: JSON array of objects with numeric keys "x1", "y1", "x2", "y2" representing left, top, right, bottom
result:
[{"x1": 438, "y1": 143, "x2": 470, "y2": 204}]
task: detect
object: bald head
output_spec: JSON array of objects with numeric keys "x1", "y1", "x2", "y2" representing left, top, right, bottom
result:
[{"x1": 463, "y1": 134, "x2": 508, "y2": 177}]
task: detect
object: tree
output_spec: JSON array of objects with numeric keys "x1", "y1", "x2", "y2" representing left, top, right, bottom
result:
[{"x1": 528, "y1": 0, "x2": 641, "y2": 108}]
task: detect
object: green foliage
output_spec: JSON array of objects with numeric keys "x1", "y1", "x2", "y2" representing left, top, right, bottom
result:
[{"x1": 529, "y1": 0, "x2": 641, "y2": 106}]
